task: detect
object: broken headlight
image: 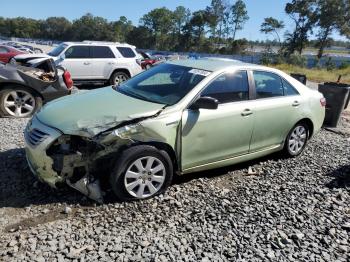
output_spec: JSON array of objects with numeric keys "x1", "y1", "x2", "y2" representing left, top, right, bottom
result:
[{"x1": 112, "y1": 124, "x2": 144, "y2": 139}]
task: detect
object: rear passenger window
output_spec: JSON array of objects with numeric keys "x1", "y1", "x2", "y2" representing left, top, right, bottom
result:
[
  {"x1": 253, "y1": 71, "x2": 283, "y2": 99},
  {"x1": 65, "y1": 46, "x2": 90, "y2": 59},
  {"x1": 117, "y1": 47, "x2": 136, "y2": 58},
  {"x1": 91, "y1": 46, "x2": 115, "y2": 58},
  {"x1": 201, "y1": 71, "x2": 249, "y2": 104},
  {"x1": 282, "y1": 78, "x2": 299, "y2": 96}
]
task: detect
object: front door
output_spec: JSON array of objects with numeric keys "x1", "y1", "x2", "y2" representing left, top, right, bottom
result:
[
  {"x1": 61, "y1": 45, "x2": 92, "y2": 80},
  {"x1": 181, "y1": 70, "x2": 255, "y2": 170}
]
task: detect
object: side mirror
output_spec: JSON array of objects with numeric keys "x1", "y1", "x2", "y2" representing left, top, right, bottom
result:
[{"x1": 189, "y1": 96, "x2": 219, "y2": 110}]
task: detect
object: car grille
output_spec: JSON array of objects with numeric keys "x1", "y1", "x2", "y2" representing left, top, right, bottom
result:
[{"x1": 25, "y1": 128, "x2": 49, "y2": 147}]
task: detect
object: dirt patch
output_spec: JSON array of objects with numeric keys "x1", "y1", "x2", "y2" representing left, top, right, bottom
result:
[{"x1": 4, "y1": 209, "x2": 73, "y2": 233}]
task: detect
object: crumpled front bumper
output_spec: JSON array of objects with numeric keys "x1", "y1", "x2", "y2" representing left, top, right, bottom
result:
[{"x1": 24, "y1": 116, "x2": 63, "y2": 188}]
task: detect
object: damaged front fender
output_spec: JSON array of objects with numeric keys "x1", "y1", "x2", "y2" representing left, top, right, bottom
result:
[{"x1": 25, "y1": 107, "x2": 182, "y2": 203}]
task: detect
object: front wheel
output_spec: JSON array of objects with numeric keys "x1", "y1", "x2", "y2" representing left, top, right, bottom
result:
[
  {"x1": 0, "y1": 86, "x2": 42, "y2": 118},
  {"x1": 283, "y1": 123, "x2": 309, "y2": 157},
  {"x1": 110, "y1": 145, "x2": 173, "y2": 201}
]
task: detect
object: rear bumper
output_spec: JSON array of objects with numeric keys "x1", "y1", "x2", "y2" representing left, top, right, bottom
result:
[{"x1": 24, "y1": 116, "x2": 63, "y2": 187}]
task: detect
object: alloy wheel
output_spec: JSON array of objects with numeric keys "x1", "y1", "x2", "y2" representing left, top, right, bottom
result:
[
  {"x1": 288, "y1": 125, "x2": 307, "y2": 155},
  {"x1": 3, "y1": 90, "x2": 35, "y2": 117},
  {"x1": 124, "y1": 156, "x2": 166, "y2": 199},
  {"x1": 114, "y1": 74, "x2": 127, "y2": 85}
]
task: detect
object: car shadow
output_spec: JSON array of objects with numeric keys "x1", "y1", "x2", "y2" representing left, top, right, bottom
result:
[{"x1": 325, "y1": 164, "x2": 350, "y2": 189}]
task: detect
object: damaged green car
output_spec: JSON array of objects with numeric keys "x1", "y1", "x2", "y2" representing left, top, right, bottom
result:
[{"x1": 24, "y1": 59, "x2": 325, "y2": 202}]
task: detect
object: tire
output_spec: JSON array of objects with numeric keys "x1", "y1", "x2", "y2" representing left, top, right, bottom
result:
[
  {"x1": 110, "y1": 145, "x2": 173, "y2": 201},
  {"x1": 283, "y1": 122, "x2": 309, "y2": 157},
  {"x1": 0, "y1": 86, "x2": 42, "y2": 118},
  {"x1": 145, "y1": 64, "x2": 152, "y2": 70},
  {"x1": 109, "y1": 71, "x2": 129, "y2": 86}
]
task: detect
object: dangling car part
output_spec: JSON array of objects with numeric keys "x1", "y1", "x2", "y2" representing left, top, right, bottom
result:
[{"x1": 0, "y1": 57, "x2": 74, "y2": 118}]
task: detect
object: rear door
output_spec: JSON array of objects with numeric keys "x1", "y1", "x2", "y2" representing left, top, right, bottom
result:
[
  {"x1": 116, "y1": 47, "x2": 141, "y2": 76},
  {"x1": 248, "y1": 70, "x2": 303, "y2": 152},
  {"x1": 90, "y1": 46, "x2": 116, "y2": 79},
  {"x1": 61, "y1": 45, "x2": 91, "y2": 79}
]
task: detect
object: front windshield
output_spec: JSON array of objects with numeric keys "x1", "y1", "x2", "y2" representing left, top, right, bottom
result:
[
  {"x1": 48, "y1": 43, "x2": 67, "y2": 57},
  {"x1": 117, "y1": 63, "x2": 210, "y2": 105}
]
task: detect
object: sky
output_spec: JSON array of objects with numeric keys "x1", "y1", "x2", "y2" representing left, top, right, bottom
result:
[{"x1": 0, "y1": 0, "x2": 347, "y2": 41}]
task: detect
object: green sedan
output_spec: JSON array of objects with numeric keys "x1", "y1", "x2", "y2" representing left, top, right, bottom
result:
[{"x1": 24, "y1": 59, "x2": 325, "y2": 202}]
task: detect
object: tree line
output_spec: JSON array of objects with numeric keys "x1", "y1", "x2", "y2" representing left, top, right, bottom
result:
[{"x1": 0, "y1": 0, "x2": 349, "y2": 59}]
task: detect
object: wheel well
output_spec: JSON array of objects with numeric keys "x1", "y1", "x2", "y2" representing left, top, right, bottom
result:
[
  {"x1": 138, "y1": 142, "x2": 179, "y2": 172},
  {"x1": 0, "y1": 82, "x2": 43, "y2": 100},
  {"x1": 297, "y1": 118, "x2": 314, "y2": 138},
  {"x1": 111, "y1": 68, "x2": 131, "y2": 79}
]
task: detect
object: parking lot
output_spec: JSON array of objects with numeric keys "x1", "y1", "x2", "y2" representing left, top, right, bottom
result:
[{"x1": 0, "y1": 111, "x2": 349, "y2": 261}]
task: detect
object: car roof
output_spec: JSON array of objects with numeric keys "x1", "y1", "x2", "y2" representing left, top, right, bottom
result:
[
  {"x1": 168, "y1": 58, "x2": 291, "y2": 75},
  {"x1": 168, "y1": 58, "x2": 252, "y2": 72},
  {"x1": 62, "y1": 41, "x2": 136, "y2": 49}
]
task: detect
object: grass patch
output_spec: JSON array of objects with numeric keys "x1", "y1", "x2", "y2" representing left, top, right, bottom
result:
[{"x1": 270, "y1": 64, "x2": 350, "y2": 84}]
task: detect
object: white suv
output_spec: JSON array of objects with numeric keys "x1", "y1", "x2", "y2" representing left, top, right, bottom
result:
[{"x1": 14, "y1": 41, "x2": 143, "y2": 86}]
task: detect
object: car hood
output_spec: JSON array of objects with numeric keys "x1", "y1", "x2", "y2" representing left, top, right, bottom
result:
[{"x1": 36, "y1": 87, "x2": 165, "y2": 137}]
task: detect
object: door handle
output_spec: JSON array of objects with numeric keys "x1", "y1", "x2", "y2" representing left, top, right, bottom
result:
[
  {"x1": 241, "y1": 109, "x2": 253, "y2": 116},
  {"x1": 83, "y1": 62, "x2": 90, "y2": 65},
  {"x1": 292, "y1": 101, "x2": 300, "y2": 107},
  {"x1": 108, "y1": 62, "x2": 115, "y2": 65}
]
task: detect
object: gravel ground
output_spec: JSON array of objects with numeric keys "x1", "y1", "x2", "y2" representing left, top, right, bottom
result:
[{"x1": 0, "y1": 116, "x2": 349, "y2": 262}]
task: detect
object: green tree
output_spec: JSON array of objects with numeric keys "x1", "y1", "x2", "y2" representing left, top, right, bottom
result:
[
  {"x1": 315, "y1": 0, "x2": 346, "y2": 58},
  {"x1": 126, "y1": 26, "x2": 154, "y2": 49},
  {"x1": 206, "y1": 0, "x2": 225, "y2": 41},
  {"x1": 188, "y1": 10, "x2": 208, "y2": 49},
  {"x1": 229, "y1": 0, "x2": 249, "y2": 40},
  {"x1": 71, "y1": 13, "x2": 114, "y2": 41},
  {"x1": 41, "y1": 17, "x2": 72, "y2": 41},
  {"x1": 172, "y1": 6, "x2": 191, "y2": 50},
  {"x1": 173, "y1": 6, "x2": 190, "y2": 35},
  {"x1": 111, "y1": 16, "x2": 133, "y2": 42},
  {"x1": 140, "y1": 7, "x2": 174, "y2": 49},
  {"x1": 285, "y1": 0, "x2": 317, "y2": 55},
  {"x1": 339, "y1": 0, "x2": 350, "y2": 38},
  {"x1": 260, "y1": 17, "x2": 285, "y2": 46}
]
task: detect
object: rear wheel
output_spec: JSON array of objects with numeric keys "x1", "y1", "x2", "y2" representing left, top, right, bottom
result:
[
  {"x1": 0, "y1": 86, "x2": 42, "y2": 118},
  {"x1": 110, "y1": 145, "x2": 173, "y2": 201},
  {"x1": 283, "y1": 122, "x2": 309, "y2": 157},
  {"x1": 110, "y1": 71, "x2": 129, "y2": 86}
]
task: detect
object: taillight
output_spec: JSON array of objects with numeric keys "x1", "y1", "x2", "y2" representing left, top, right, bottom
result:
[
  {"x1": 320, "y1": 97, "x2": 326, "y2": 107},
  {"x1": 63, "y1": 71, "x2": 73, "y2": 90}
]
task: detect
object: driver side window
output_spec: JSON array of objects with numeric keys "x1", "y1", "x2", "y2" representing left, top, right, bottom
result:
[{"x1": 201, "y1": 71, "x2": 249, "y2": 104}]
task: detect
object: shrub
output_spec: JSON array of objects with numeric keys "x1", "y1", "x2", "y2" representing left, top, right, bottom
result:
[
  {"x1": 287, "y1": 54, "x2": 307, "y2": 67},
  {"x1": 324, "y1": 57, "x2": 336, "y2": 71}
]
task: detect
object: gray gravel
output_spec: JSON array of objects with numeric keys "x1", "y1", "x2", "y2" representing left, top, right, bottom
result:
[{"x1": 0, "y1": 117, "x2": 349, "y2": 261}]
